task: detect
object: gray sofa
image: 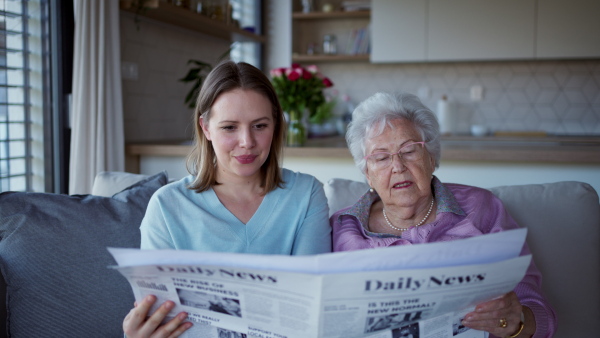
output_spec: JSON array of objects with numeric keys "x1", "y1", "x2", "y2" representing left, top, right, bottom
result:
[{"x1": 0, "y1": 172, "x2": 598, "y2": 337}]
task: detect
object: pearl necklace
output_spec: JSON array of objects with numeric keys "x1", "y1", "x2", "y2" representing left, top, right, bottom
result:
[{"x1": 383, "y1": 197, "x2": 434, "y2": 232}]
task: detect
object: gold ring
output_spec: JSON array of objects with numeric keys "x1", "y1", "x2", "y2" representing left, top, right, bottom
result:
[{"x1": 499, "y1": 318, "x2": 508, "y2": 328}]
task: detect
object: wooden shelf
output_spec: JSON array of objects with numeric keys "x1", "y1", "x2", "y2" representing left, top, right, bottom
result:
[
  {"x1": 292, "y1": 54, "x2": 370, "y2": 63},
  {"x1": 292, "y1": 9, "x2": 370, "y2": 63},
  {"x1": 124, "y1": 1, "x2": 266, "y2": 43},
  {"x1": 292, "y1": 11, "x2": 370, "y2": 20}
]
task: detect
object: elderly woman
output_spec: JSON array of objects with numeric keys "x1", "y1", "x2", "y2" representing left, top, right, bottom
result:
[{"x1": 331, "y1": 92, "x2": 557, "y2": 338}]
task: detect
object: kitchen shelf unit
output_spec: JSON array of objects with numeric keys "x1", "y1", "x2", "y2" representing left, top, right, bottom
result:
[
  {"x1": 123, "y1": 1, "x2": 266, "y2": 43},
  {"x1": 291, "y1": 10, "x2": 370, "y2": 63}
]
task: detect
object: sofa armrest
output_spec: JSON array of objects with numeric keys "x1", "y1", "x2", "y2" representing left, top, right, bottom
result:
[{"x1": 490, "y1": 181, "x2": 600, "y2": 337}]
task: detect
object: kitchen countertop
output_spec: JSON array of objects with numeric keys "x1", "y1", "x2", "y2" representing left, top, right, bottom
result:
[{"x1": 126, "y1": 135, "x2": 600, "y2": 164}]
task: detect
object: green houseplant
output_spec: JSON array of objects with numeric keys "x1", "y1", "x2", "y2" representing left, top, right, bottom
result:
[
  {"x1": 180, "y1": 59, "x2": 214, "y2": 109},
  {"x1": 179, "y1": 47, "x2": 233, "y2": 109}
]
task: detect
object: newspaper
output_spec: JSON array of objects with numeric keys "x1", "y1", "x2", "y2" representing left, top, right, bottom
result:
[{"x1": 110, "y1": 229, "x2": 529, "y2": 338}]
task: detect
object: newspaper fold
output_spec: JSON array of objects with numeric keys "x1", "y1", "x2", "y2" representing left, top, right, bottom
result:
[{"x1": 110, "y1": 228, "x2": 528, "y2": 338}]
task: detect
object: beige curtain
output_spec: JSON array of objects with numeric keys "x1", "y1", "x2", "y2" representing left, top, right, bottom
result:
[{"x1": 69, "y1": 0, "x2": 124, "y2": 194}]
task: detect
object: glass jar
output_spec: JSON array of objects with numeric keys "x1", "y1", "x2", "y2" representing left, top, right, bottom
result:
[
  {"x1": 323, "y1": 34, "x2": 337, "y2": 55},
  {"x1": 287, "y1": 109, "x2": 307, "y2": 147}
]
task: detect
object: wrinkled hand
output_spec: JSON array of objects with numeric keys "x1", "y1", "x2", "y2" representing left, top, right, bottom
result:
[
  {"x1": 123, "y1": 295, "x2": 192, "y2": 338},
  {"x1": 461, "y1": 291, "x2": 523, "y2": 337}
]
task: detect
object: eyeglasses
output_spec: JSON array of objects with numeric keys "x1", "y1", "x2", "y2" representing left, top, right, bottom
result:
[{"x1": 364, "y1": 142, "x2": 426, "y2": 170}]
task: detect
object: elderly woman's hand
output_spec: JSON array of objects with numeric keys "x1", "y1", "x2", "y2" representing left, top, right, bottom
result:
[
  {"x1": 123, "y1": 295, "x2": 192, "y2": 338},
  {"x1": 461, "y1": 291, "x2": 533, "y2": 337}
]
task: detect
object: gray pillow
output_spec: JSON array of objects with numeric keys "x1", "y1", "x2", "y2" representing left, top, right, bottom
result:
[
  {"x1": 324, "y1": 178, "x2": 369, "y2": 217},
  {"x1": 0, "y1": 172, "x2": 167, "y2": 338}
]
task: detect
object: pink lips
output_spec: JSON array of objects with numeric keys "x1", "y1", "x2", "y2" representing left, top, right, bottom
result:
[
  {"x1": 392, "y1": 181, "x2": 412, "y2": 189},
  {"x1": 235, "y1": 155, "x2": 258, "y2": 164}
]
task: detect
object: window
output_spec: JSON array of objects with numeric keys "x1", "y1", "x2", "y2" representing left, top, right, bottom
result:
[
  {"x1": 0, "y1": 0, "x2": 47, "y2": 192},
  {"x1": 229, "y1": 0, "x2": 261, "y2": 67}
]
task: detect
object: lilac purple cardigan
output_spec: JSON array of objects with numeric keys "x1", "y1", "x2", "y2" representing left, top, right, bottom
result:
[{"x1": 330, "y1": 177, "x2": 557, "y2": 338}]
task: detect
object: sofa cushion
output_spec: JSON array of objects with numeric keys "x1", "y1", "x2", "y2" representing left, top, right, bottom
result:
[
  {"x1": 92, "y1": 171, "x2": 151, "y2": 197},
  {"x1": 324, "y1": 178, "x2": 369, "y2": 217},
  {"x1": 0, "y1": 172, "x2": 167, "y2": 338}
]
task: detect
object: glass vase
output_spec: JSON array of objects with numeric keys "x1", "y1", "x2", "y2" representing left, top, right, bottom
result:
[{"x1": 286, "y1": 109, "x2": 307, "y2": 147}]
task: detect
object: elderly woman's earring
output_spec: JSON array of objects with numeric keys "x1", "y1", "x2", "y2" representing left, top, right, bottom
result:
[{"x1": 369, "y1": 187, "x2": 374, "y2": 193}]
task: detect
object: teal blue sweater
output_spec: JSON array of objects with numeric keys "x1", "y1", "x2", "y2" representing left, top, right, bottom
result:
[{"x1": 140, "y1": 169, "x2": 332, "y2": 255}]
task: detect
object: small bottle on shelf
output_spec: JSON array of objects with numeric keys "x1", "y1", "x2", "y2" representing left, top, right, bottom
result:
[
  {"x1": 336, "y1": 94, "x2": 354, "y2": 135},
  {"x1": 437, "y1": 95, "x2": 455, "y2": 135},
  {"x1": 323, "y1": 34, "x2": 337, "y2": 54},
  {"x1": 302, "y1": 0, "x2": 313, "y2": 13}
]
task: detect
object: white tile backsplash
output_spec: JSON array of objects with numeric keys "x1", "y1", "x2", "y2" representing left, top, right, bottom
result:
[{"x1": 315, "y1": 59, "x2": 600, "y2": 136}]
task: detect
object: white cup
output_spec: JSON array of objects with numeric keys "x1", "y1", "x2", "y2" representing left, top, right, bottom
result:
[{"x1": 470, "y1": 125, "x2": 489, "y2": 137}]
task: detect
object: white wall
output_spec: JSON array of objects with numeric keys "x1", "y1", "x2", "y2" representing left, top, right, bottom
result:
[
  {"x1": 139, "y1": 156, "x2": 189, "y2": 180},
  {"x1": 283, "y1": 157, "x2": 364, "y2": 182}
]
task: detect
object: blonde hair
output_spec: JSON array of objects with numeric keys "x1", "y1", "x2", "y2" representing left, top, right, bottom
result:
[{"x1": 186, "y1": 61, "x2": 285, "y2": 193}]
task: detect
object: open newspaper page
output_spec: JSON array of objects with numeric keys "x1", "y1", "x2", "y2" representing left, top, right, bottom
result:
[
  {"x1": 319, "y1": 256, "x2": 530, "y2": 338},
  {"x1": 110, "y1": 229, "x2": 528, "y2": 338},
  {"x1": 117, "y1": 264, "x2": 322, "y2": 337}
]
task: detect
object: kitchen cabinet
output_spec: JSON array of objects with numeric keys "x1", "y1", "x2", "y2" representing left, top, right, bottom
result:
[
  {"x1": 371, "y1": 0, "x2": 426, "y2": 62},
  {"x1": 427, "y1": 0, "x2": 535, "y2": 61},
  {"x1": 123, "y1": 1, "x2": 266, "y2": 43},
  {"x1": 372, "y1": 0, "x2": 535, "y2": 62},
  {"x1": 291, "y1": 6, "x2": 370, "y2": 63},
  {"x1": 536, "y1": 0, "x2": 600, "y2": 58}
]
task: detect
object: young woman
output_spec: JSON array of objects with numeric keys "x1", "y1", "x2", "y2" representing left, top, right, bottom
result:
[{"x1": 123, "y1": 61, "x2": 332, "y2": 338}]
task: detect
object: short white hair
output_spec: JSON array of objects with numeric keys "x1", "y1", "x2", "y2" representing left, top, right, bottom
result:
[{"x1": 346, "y1": 92, "x2": 441, "y2": 174}]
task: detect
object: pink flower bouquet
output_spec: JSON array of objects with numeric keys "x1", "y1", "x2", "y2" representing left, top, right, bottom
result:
[{"x1": 270, "y1": 63, "x2": 334, "y2": 121}]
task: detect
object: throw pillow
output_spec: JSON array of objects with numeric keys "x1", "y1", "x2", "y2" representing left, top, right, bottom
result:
[
  {"x1": 91, "y1": 171, "x2": 151, "y2": 197},
  {"x1": 0, "y1": 171, "x2": 167, "y2": 338},
  {"x1": 324, "y1": 178, "x2": 369, "y2": 217}
]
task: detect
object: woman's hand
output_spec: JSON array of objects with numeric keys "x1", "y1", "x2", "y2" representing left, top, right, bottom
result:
[
  {"x1": 461, "y1": 291, "x2": 533, "y2": 337},
  {"x1": 123, "y1": 295, "x2": 192, "y2": 338}
]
